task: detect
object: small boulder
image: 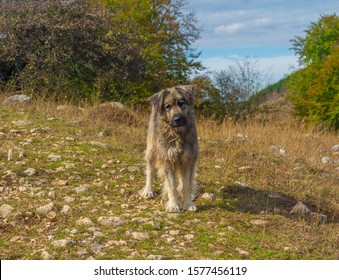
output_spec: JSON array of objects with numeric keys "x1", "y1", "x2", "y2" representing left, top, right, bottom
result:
[
  {"x1": 201, "y1": 192, "x2": 216, "y2": 202},
  {"x1": 76, "y1": 217, "x2": 94, "y2": 227},
  {"x1": 51, "y1": 239, "x2": 74, "y2": 248},
  {"x1": 97, "y1": 216, "x2": 125, "y2": 226},
  {"x1": 6, "y1": 94, "x2": 31, "y2": 103},
  {"x1": 23, "y1": 168, "x2": 36, "y2": 176},
  {"x1": 36, "y1": 202, "x2": 55, "y2": 215},
  {"x1": 289, "y1": 201, "x2": 310, "y2": 217},
  {"x1": 0, "y1": 204, "x2": 14, "y2": 218}
]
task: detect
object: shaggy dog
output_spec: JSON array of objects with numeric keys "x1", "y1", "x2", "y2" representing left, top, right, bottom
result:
[{"x1": 139, "y1": 85, "x2": 198, "y2": 212}]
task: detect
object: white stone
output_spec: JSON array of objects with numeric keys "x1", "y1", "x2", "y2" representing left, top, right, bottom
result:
[
  {"x1": 146, "y1": 255, "x2": 163, "y2": 260},
  {"x1": 41, "y1": 251, "x2": 52, "y2": 260},
  {"x1": 289, "y1": 201, "x2": 310, "y2": 216},
  {"x1": 36, "y1": 202, "x2": 54, "y2": 215},
  {"x1": 23, "y1": 168, "x2": 36, "y2": 176},
  {"x1": 0, "y1": 204, "x2": 14, "y2": 218},
  {"x1": 321, "y1": 157, "x2": 333, "y2": 164},
  {"x1": 97, "y1": 216, "x2": 125, "y2": 226},
  {"x1": 48, "y1": 154, "x2": 61, "y2": 161},
  {"x1": 6, "y1": 94, "x2": 31, "y2": 103},
  {"x1": 331, "y1": 144, "x2": 339, "y2": 152},
  {"x1": 130, "y1": 232, "x2": 150, "y2": 240},
  {"x1": 51, "y1": 239, "x2": 74, "y2": 248},
  {"x1": 61, "y1": 205, "x2": 72, "y2": 215},
  {"x1": 76, "y1": 217, "x2": 94, "y2": 227}
]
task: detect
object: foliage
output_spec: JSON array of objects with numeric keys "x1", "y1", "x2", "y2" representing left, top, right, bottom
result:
[
  {"x1": 98, "y1": 0, "x2": 203, "y2": 102},
  {"x1": 287, "y1": 14, "x2": 339, "y2": 130},
  {"x1": 291, "y1": 14, "x2": 339, "y2": 66},
  {"x1": 0, "y1": 0, "x2": 202, "y2": 103}
]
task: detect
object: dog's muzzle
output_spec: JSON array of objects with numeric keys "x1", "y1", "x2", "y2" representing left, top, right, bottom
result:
[{"x1": 171, "y1": 115, "x2": 187, "y2": 127}]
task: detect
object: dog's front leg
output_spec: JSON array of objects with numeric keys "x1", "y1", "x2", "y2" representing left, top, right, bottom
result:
[
  {"x1": 163, "y1": 168, "x2": 180, "y2": 213},
  {"x1": 139, "y1": 163, "x2": 156, "y2": 199},
  {"x1": 181, "y1": 165, "x2": 197, "y2": 212}
]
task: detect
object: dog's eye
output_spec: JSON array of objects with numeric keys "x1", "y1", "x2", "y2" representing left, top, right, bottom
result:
[
  {"x1": 178, "y1": 100, "x2": 186, "y2": 107},
  {"x1": 164, "y1": 104, "x2": 172, "y2": 111}
]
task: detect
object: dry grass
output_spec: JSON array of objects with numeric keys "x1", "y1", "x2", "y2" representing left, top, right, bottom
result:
[{"x1": 0, "y1": 96, "x2": 338, "y2": 260}]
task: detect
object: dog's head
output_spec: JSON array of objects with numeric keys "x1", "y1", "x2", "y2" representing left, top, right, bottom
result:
[{"x1": 150, "y1": 85, "x2": 195, "y2": 128}]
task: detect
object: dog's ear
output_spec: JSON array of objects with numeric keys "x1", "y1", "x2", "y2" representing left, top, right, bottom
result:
[
  {"x1": 175, "y1": 85, "x2": 195, "y2": 105},
  {"x1": 149, "y1": 89, "x2": 168, "y2": 112}
]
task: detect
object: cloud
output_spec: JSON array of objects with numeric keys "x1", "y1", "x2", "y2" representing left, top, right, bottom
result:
[
  {"x1": 215, "y1": 23, "x2": 246, "y2": 34},
  {"x1": 215, "y1": 18, "x2": 272, "y2": 35}
]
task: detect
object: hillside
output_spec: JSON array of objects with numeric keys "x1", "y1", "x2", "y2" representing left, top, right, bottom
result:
[{"x1": 0, "y1": 96, "x2": 338, "y2": 260}]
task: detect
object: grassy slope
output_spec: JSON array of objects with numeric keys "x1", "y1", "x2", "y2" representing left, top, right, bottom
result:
[{"x1": 0, "y1": 98, "x2": 338, "y2": 260}]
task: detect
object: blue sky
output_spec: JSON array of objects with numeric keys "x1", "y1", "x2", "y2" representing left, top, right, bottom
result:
[{"x1": 188, "y1": 0, "x2": 338, "y2": 82}]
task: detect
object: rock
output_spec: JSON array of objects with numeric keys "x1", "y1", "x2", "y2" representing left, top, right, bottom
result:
[
  {"x1": 184, "y1": 234, "x2": 195, "y2": 240},
  {"x1": 331, "y1": 144, "x2": 339, "y2": 152},
  {"x1": 310, "y1": 212, "x2": 328, "y2": 224},
  {"x1": 41, "y1": 251, "x2": 52, "y2": 260},
  {"x1": 51, "y1": 239, "x2": 74, "y2": 248},
  {"x1": 75, "y1": 185, "x2": 89, "y2": 193},
  {"x1": 47, "y1": 211, "x2": 57, "y2": 221},
  {"x1": 36, "y1": 202, "x2": 54, "y2": 215},
  {"x1": 76, "y1": 217, "x2": 94, "y2": 227},
  {"x1": 48, "y1": 191, "x2": 56, "y2": 199},
  {"x1": 94, "y1": 231, "x2": 105, "y2": 238},
  {"x1": 99, "y1": 101, "x2": 125, "y2": 110},
  {"x1": 48, "y1": 154, "x2": 61, "y2": 161},
  {"x1": 64, "y1": 196, "x2": 75, "y2": 203},
  {"x1": 225, "y1": 134, "x2": 248, "y2": 143},
  {"x1": 90, "y1": 141, "x2": 110, "y2": 149},
  {"x1": 12, "y1": 120, "x2": 31, "y2": 127},
  {"x1": 235, "y1": 181, "x2": 248, "y2": 189},
  {"x1": 270, "y1": 145, "x2": 286, "y2": 155},
  {"x1": 97, "y1": 216, "x2": 125, "y2": 226},
  {"x1": 55, "y1": 180, "x2": 68, "y2": 186},
  {"x1": 6, "y1": 94, "x2": 31, "y2": 103},
  {"x1": 236, "y1": 247, "x2": 249, "y2": 256},
  {"x1": 112, "y1": 240, "x2": 127, "y2": 246},
  {"x1": 250, "y1": 219, "x2": 268, "y2": 225},
  {"x1": 169, "y1": 230, "x2": 180, "y2": 236},
  {"x1": 201, "y1": 192, "x2": 216, "y2": 201},
  {"x1": 131, "y1": 217, "x2": 150, "y2": 223},
  {"x1": 23, "y1": 168, "x2": 36, "y2": 176},
  {"x1": 289, "y1": 201, "x2": 310, "y2": 217},
  {"x1": 238, "y1": 166, "x2": 253, "y2": 171},
  {"x1": 7, "y1": 149, "x2": 13, "y2": 161},
  {"x1": 321, "y1": 157, "x2": 333, "y2": 164},
  {"x1": 0, "y1": 204, "x2": 14, "y2": 218},
  {"x1": 146, "y1": 255, "x2": 164, "y2": 260},
  {"x1": 61, "y1": 205, "x2": 72, "y2": 215},
  {"x1": 128, "y1": 166, "x2": 140, "y2": 173},
  {"x1": 127, "y1": 231, "x2": 150, "y2": 240}
]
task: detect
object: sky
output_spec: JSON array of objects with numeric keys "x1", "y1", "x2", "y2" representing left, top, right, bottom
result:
[{"x1": 188, "y1": 0, "x2": 338, "y2": 83}]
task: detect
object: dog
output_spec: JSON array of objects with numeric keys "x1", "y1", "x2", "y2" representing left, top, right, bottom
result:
[{"x1": 139, "y1": 85, "x2": 198, "y2": 213}]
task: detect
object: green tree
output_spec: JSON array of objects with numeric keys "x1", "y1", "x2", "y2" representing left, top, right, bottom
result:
[
  {"x1": 287, "y1": 14, "x2": 339, "y2": 129},
  {"x1": 0, "y1": 0, "x2": 202, "y2": 103},
  {"x1": 291, "y1": 14, "x2": 339, "y2": 66},
  {"x1": 99, "y1": 0, "x2": 203, "y2": 102}
]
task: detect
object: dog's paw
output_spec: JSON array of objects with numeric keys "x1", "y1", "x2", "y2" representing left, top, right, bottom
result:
[
  {"x1": 166, "y1": 201, "x2": 181, "y2": 213},
  {"x1": 183, "y1": 201, "x2": 197, "y2": 212},
  {"x1": 138, "y1": 189, "x2": 156, "y2": 199}
]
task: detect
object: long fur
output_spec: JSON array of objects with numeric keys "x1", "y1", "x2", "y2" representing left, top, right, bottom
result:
[{"x1": 139, "y1": 85, "x2": 199, "y2": 212}]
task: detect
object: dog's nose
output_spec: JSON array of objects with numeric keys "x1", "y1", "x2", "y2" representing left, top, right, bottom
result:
[{"x1": 173, "y1": 116, "x2": 182, "y2": 125}]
